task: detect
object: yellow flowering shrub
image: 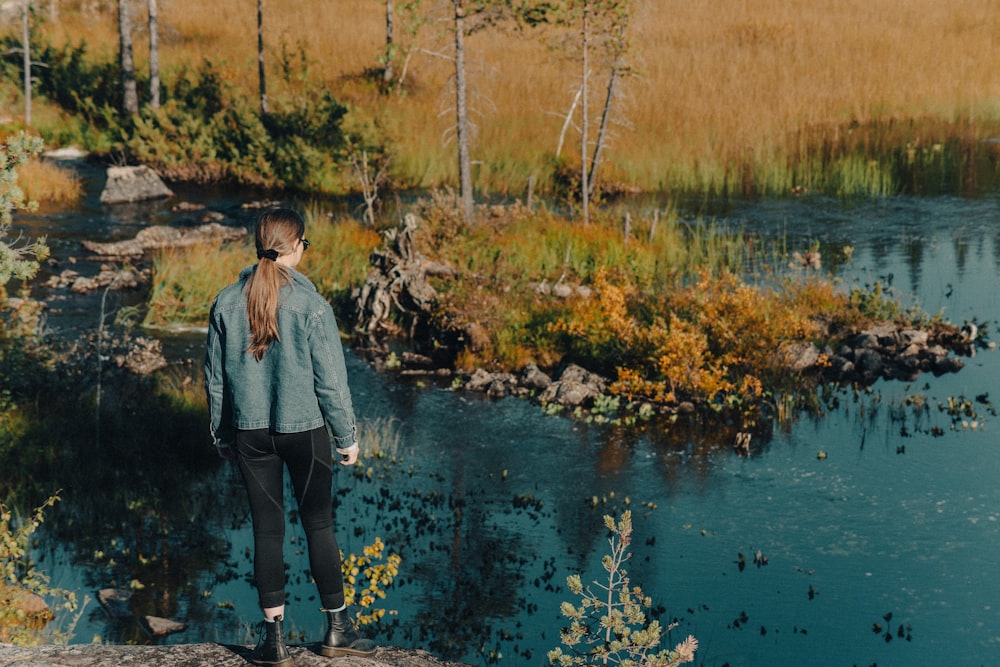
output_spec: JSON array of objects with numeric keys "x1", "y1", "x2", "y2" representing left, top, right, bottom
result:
[
  {"x1": 0, "y1": 494, "x2": 78, "y2": 646},
  {"x1": 341, "y1": 537, "x2": 401, "y2": 626},
  {"x1": 552, "y1": 268, "x2": 857, "y2": 413}
]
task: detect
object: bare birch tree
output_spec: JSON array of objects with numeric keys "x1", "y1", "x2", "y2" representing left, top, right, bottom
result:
[
  {"x1": 383, "y1": 0, "x2": 395, "y2": 83},
  {"x1": 552, "y1": 0, "x2": 634, "y2": 223},
  {"x1": 118, "y1": 0, "x2": 139, "y2": 115},
  {"x1": 21, "y1": 0, "x2": 32, "y2": 126},
  {"x1": 579, "y1": 0, "x2": 590, "y2": 224},
  {"x1": 453, "y1": 0, "x2": 475, "y2": 224},
  {"x1": 443, "y1": 0, "x2": 543, "y2": 224},
  {"x1": 386, "y1": 1, "x2": 431, "y2": 89},
  {"x1": 394, "y1": 1, "x2": 544, "y2": 224},
  {"x1": 257, "y1": 0, "x2": 269, "y2": 115},
  {"x1": 148, "y1": 0, "x2": 160, "y2": 109},
  {"x1": 588, "y1": 3, "x2": 632, "y2": 200}
]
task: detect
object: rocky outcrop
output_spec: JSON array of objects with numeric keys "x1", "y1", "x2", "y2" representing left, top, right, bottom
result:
[
  {"x1": 459, "y1": 363, "x2": 609, "y2": 410},
  {"x1": 81, "y1": 223, "x2": 246, "y2": 258},
  {"x1": 100, "y1": 165, "x2": 174, "y2": 204},
  {"x1": 0, "y1": 643, "x2": 472, "y2": 667},
  {"x1": 44, "y1": 264, "x2": 150, "y2": 293},
  {"x1": 453, "y1": 322, "x2": 979, "y2": 416},
  {"x1": 112, "y1": 336, "x2": 168, "y2": 375},
  {"x1": 781, "y1": 322, "x2": 977, "y2": 384},
  {"x1": 537, "y1": 364, "x2": 607, "y2": 408}
]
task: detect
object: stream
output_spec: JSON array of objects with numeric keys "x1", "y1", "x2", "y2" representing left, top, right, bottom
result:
[{"x1": 9, "y1": 164, "x2": 1000, "y2": 666}]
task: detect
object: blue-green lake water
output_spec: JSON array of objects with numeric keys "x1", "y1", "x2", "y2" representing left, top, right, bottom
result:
[{"x1": 13, "y1": 181, "x2": 1000, "y2": 666}]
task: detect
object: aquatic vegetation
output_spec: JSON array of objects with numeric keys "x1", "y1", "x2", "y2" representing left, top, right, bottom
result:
[
  {"x1": 548, "y1": 511, "x2": 697, "y2": 667},
  {"x1": 872, "y1": 611, "x2": 912, "y2": 644},
  {"x1": 12, "y1": 158, "x2": 83, "y2": 206},
  {"x1": 143, "y1": 211, "x2": 377, "y2": 328},
  {"x1": 0, "y1": 493, "x2": 79, "y2": 645}
]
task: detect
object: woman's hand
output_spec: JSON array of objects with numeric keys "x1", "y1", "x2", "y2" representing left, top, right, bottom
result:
[{"x1": 336, "y1": 443, "x2": 360, "y2": 466}]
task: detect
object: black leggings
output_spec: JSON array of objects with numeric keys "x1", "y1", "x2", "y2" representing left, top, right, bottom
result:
[{"x1": 236, "y1": 426, "x2": 345, "y2": 611}]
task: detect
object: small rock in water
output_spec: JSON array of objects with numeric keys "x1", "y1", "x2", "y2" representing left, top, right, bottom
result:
[
  {"x1": 97, "y1": 588, "x2": 132, "y2": 619},
  {"x1": 141, "y1": 615, "x2": 188, "y2": 637}
]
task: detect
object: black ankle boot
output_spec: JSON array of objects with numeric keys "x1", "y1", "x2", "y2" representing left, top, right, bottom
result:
[
  {"x1": 251, "y1": 615, "x2": 293, "y2": 666},
  {"x1": 320, "y1": 608, "x2": 376, "y2": 658}
]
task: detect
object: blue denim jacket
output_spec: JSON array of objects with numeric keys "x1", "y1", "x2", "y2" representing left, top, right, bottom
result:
[{"x1": 204, "y1": 265, "x2": 358, "y2": 449}]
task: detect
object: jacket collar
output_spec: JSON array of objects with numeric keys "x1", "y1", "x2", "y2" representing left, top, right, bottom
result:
[{"x1": 239, "y1": 264, "x2": 315, "y2": 292}]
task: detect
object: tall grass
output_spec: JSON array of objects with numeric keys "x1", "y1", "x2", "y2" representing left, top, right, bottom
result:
[
  {"x1": 143, "y1": 211, "x2": 379, "y2": 328},
  {"x1": 14, "y1": 158, "x2": 83, "y2": 205},
  {"x1": 24, "y1": 0, "x2": 1000, "y2": 197},
  {"x1": 143, "y1": 241, "x2": 246, "y2": 329},
  {"x1": 429, "y1": 208, "x2": 749, "y2": 290}
]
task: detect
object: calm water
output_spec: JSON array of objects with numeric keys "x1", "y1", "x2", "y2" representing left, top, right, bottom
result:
[{"x1": 12, "y1": 177, "x2": 1000, "y2": 666}]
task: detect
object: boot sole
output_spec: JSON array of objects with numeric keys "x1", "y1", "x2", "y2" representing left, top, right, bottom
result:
[
  {"x1": 251, "y1": 657, "x2": 294, "y2": 667},
  {"x1": 320, "y1": 645, "x2": 376, "y2": 658}
]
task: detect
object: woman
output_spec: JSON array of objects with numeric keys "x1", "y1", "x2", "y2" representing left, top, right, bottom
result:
[{"x1": 205, "y1": 208, "x2": 375, "y2": 665}]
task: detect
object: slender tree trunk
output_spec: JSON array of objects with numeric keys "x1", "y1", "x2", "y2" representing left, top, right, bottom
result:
[
  {"x1": 118, "y1": 0, "x2": 138, "y2": 115},
  {"x1": 257, "y1": 0, "x2": 268, "y2": 116},
  {"x1": 48, "y1": 0, "x2": 57, "y2": 21},
  {"x1": 22, "y1": 0, "x2": 31, "y2": 126},
  {"x1": 556, "y1": 86, "x2": 581, "y2": 158},
  {"x1": 589, "y1": 63, "x2": 617, "y2": 199},
  {"x1": 148, "y1": 0, "x2": 159, "y2": 108},
  {"x1": 589, "y1": 16, "x2": 628, "y2": 199},
  {"x1": 453, "y1": 0, "x2": 474, "y2": 225},
  {"x1": 579, "y1": 0, "x2": 590, "y2": 225},
  {"x1": 383, "y1": 0, "x2": 394, "y2": 84}
]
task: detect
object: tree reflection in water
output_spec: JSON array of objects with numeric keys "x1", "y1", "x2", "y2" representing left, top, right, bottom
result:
[{"x1": 0, "y1": 351, "x2": 237, "y2": 643}]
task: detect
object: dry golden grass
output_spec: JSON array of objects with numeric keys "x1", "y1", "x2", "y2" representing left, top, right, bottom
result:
[
  {"x1": 40, "y1": 0, "x2": 1000, "y2": 193},
  {"x1": 15, "y1": 158, "x2": 84, "y2": 205}
]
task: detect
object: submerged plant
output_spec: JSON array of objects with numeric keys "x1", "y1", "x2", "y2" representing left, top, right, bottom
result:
[{"x1": 548, "y1": 511, "x2": 697, "y2": 667}]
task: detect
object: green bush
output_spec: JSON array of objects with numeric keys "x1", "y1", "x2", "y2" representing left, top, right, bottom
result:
[{"x1": 7, "y1": 38, "x2": 361, "y2": 193}]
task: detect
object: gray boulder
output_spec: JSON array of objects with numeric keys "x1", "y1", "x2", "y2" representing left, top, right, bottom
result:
[
  {"x1": 100, "y1": 165, "x2": 173, "y2": 204},
  {"x1": 519, "y1": 363, "x2": 553, "y2": 391},
  {"x1": 538, "y1": 364, "x2": 608, "y2": 408}
]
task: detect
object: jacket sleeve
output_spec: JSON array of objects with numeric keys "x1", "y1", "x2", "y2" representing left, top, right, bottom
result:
[
  {"x1": 309, "y1": 303, "x2": 359, "y2": 448},
  {"x1": 204, "y1": 302, "x2": 234, "y2": 448}
]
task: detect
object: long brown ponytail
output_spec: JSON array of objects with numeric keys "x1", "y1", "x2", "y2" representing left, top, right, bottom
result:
[{"x1": 245, "y1": 208, "x2": 305, "y2": 361}]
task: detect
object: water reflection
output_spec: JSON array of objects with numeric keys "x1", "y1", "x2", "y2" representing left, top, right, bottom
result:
[{"x1": 7, "y1": 191, "x2": 1000, "y2": 664}]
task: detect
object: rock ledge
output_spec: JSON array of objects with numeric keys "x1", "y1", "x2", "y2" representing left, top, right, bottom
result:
[{"x1": 0, "y1": 642, "x2": 471, "y2": 667}]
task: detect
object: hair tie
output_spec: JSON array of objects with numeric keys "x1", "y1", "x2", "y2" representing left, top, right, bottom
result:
[{"x1": 256, "y1": 248, "x2": 280, "y2": 261}]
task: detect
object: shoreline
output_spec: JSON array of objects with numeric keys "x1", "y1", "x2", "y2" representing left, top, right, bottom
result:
[{"x1": 0, "y1": 642, "x2": 472, "y2": 667}]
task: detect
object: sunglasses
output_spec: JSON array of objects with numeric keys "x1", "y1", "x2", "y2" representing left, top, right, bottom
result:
[{"x1": 301, "y1": 238, "x2": 311, "y2": 250}]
